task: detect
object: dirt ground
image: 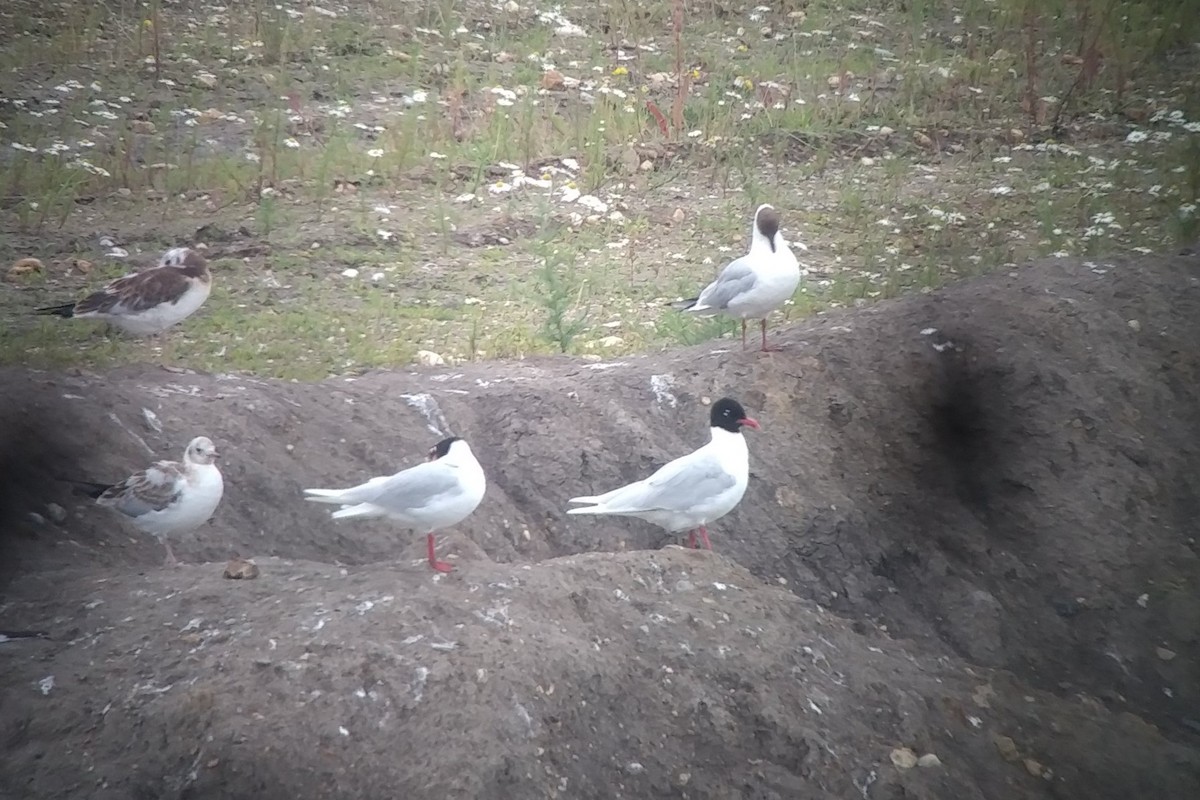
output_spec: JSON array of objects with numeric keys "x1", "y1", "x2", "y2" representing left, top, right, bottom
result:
[{"x1": 2, "y1": 252, "x2": 1199, "y2": 798}]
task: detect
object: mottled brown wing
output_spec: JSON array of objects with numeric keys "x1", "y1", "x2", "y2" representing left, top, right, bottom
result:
[
  {"x1": 76, "y1": 267, "x2": 193, "y2": 316},
  {"x1": 96, "y1": 462, "x2": 186, "y2": 517}
]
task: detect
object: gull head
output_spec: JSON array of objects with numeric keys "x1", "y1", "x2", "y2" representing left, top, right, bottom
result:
[
  {"x1": 185, "y1": 436, "x2": 220, "y2": 465},
  {"x1": 710, "y1": 398, "x2": 761, "y2": 433},
  {"x1": 428, "y1": 436, "x2": 465, "y2": 462},
  {"x1": 753, "y1": 204, "x2": 781, "y2": 243}
]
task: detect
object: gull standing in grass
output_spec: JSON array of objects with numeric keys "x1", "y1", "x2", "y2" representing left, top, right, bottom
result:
[
  {"x1": 303, "y1": 437, "x2": 486, "y2": 574},
  {"x1": 567, "y1": 398, "x2": 760, "y2": 550},
  {"x1": 674, "y1": 204, "x2": 804, "y2": 352},
  {"x1": 34, "y1": 247, "x2": 212, "y2": 336},
  {"x1": 70, "y1": 436, "x2": 224, "y2": 567}
]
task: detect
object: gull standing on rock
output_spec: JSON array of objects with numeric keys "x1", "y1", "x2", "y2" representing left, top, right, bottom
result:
[
  {"x1": 71, "y1": 436, "x2": 224, "y2": 566},
  {"x1": 34, "y1": 247, "x2": 213, "y2": 336},
  {"x1": 567, "y1": 397, "x2": 760, "y2": 550},
  {"x1": 303, "y1": 437, "x2": 487, "y2": 574},
  {"x1": 674, "y1": 204, "x2": 804, "y2": 352}
]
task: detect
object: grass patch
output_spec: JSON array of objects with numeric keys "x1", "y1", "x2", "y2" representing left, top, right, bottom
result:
[{"x1": 0, "y1": 0, "x2": 1197, "y2": 376}]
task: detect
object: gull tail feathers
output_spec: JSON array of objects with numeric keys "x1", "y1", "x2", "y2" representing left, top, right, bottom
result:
[
  {"x1": 61, "y1": 478, "x2": 115, "y2": 499},
  {"x1": 34, "y1": 302, "x2": 76, "y2": 318},
  {"x1": 303, "y1": 488, "x2": 351, "y2": 504},
  {"x1": 330, "y1": 503, "x2": 384, "y2": 520}
]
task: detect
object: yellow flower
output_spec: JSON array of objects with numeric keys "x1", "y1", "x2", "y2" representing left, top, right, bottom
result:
[{"x1": 612, "y1": 66, "x2": 629, "y2": 76}]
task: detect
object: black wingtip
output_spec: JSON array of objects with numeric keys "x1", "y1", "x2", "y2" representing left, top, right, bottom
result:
[
  {"x1": 33, "y1": 302, "x2": 76, "y2": 318},
  {"x1": 667, "y1": 297, "x2": 699, "y2": 310},
  {"x1": 61, "y1": 478, "x2": 113, "y2": 499}
]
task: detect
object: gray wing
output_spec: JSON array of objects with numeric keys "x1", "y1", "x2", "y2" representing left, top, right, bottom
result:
[
  {"x1": 692, "y1": 256, "x2": 758, "y2": 311},
  {"x1": 97, "y1": 462, "x2": 185, "y2": 517},
  {"x1": 595, "y1": 450, "x2": 736, "y2": 514},
  {"x1": 357, "y1": 461, "x2": 462, "y2": 514}
]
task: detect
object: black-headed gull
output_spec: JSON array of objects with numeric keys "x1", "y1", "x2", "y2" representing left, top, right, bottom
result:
[
  {"x1": 567, "y1": 397, "x2": 760, "y2": 550},
  {"x1": 303, "y1": 437, "x2": 486, "y2": 573},
  {"x1": 674, "y1": 204, "x2": 804, "y2": 352},
  {"x1": 72, "y1": 436, "x2": 224, "y2": 566},
  {"x1": 34, "y1": 247, "x2": 212, "y2": 336}
]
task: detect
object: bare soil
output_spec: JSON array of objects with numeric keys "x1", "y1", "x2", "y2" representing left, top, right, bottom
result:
[{"x1": 2, "y1": 251, "x2": 1199, "y2": 799}]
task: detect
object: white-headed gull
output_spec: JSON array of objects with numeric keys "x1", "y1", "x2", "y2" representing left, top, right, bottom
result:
[
  {"x1": 303, "y1": 437, "x2": 486, "y2": 573},
  {"x1": 35, "y1": 247, "x2": 212, "y2": 336},
  {"x1": 73, "y1": 436, "x2": 224, "y2": 566},
  {"x1": 674, "y1": 204, "x2": 804, "y2": 352},
  {"x1": 567, "y1": 397, "x2": 760, "y2": 549}
]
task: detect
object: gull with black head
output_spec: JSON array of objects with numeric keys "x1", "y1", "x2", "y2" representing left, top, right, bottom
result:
[
  {"x1": 567, "y1": 397, "x2": 760, "y2": 550},
  {"x1": 674, "y1": 204, "x2": 804, "y2": 352},
  {"x1": 303, "y1": 437, "x2": 486, "y2": 573}
]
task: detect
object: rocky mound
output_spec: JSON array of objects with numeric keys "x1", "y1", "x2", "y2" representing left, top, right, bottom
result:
[{"x1": 1, "y1": 252, "x2": 1198, "y2": 798}]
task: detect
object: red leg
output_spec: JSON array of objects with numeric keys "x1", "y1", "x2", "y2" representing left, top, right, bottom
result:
[
  {"x1": 688, "y1": 530, "x2": 698, "y2": 549},
  {"x1": 698, "y1": 526, "x2": 712, "y2": 550},
  {"x1": 759, "y1": 318, "x2": 784, "y2": 352},
  {"x1": 427, "y1": 533, "x2": 454, "y2": 573},
  {"x1": 740, "y1": 320, "x2": 748, "y2": 350}
]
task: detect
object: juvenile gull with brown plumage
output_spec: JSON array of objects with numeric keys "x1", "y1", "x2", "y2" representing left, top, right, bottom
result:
[
  {"x1": 71, "y1": 436, "x2": 224, "y2": 566},
  {"x1": 34, "y1": 247, "x2": 212, "y2": 336}
]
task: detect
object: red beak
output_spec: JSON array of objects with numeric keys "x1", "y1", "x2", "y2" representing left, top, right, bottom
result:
[{"x1": 739, "y1": 417, "x2": 761, "y2": 430}]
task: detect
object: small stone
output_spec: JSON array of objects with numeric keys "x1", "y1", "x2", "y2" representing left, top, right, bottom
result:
[
  {"x1": 415, "y1": 350, "x2": 445, "y2": 367},
  {"x1": 45, "y1": 503, "x2": 67, "y2": 523},
  {"x1": 1137, "y1": 593, "x2": 1150, "y2": 608},
  {"x1": 1156, "y1": 646, "x2": 1177, "y2": 661},
  {"x1": 676, "y1": 772, "x2": 690, "y2": 786},
  {"x1": 890, "y1": 747, "x2": 918, "y2": 770},
  {"x1": 879, "y1": 125, "x2": 895, "y2": 136},
  {"x1": 503, "y1": 0, "x2": 521, "y2": 12},
  {"x1": 827, "y1": 74, "x2": 843, "y2": 89},
  {"x1": 917, "y1": 753, "x2": 942, "y2": 768},
  {"x1": 993, "y1": 734, "x2": 1019, "y2": 762},
  {"x1": 494, "y1": 51, "x2": 516, "y2": 63},
  {"x1": 341, "y1": 268, "x2": 359, "y2": 278},
  {"x1": 194, "y1": 71, "x2": 218, "y2": 88},
  {"x1": 1023, "y1": 758, "x2": 1048, "y2": 778},
  {"x1": 972, "y1": 684, "x2": 995, "y2": 708},
  {"x1": 596, "y1": 336, "x2": 623, "y2": 348},
  {"x1": 671, "y1": 207, "x2": 686, "y2": 224},
  {"x1": 222, "y1": 558, "x2": 260, "y2": 580},
  {"x1": 130, "y1": 120, "x2": 156, "y2": 135},
  {"x1": 639, "y1": 159, "x2": 654, "y2": 172},
  {"x1": 913, "y1": 130, "x2": 934, "y2": 148},
  {"x1": 625, "y1": 762, "x2": 644, "y2": 775},
  {"x1": 1127, "y1": 319, "x2": 1141, "y2": 332},
  {"x1": 6, "y1": 257, "x2": 43, "y2": 281},
  {"x1": 72, "y1": 258, "x2": 94, "y2": 274},
  {"x1": 141, "y1": 408, "x2": 163, "y2": 433},
  {"x1": 541, "y1": 69, "x2": 566, "y2": 91}
]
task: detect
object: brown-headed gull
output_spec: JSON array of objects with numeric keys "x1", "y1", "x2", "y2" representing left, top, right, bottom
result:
[
  {"x1": 72, "y1": 436, "x2": 224, "y2": 566},
  {"x1": 303, "y1": 437, "x2": 486, "y2": 573},
  {"x1": 35, "y1": 247, "x2": 212, "y2": 336},
  {"x1": 567, "y1": 397, "x2": 760, "y2": 550},
  {"x1": 674, "y1": 204, "x2": 804, "y2": 352}
]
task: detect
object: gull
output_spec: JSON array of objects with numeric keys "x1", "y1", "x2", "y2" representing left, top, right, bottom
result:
[
  {"x1": 567, "y1": 397, "x2": 760, "y2": 550},
  {"x1": 674, "y1": 204, "x2": 804, "y2": 352},
  {"x1": 70, "y1": 436, "x2": 224, "y2": 566},
  {"x1": 34, "y1": 247, "x2": 212, "y2": 336},
  {"x1": 303, "y1": 437, "x2": 486, "y2": 573}
]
